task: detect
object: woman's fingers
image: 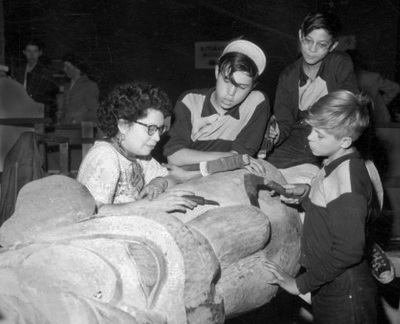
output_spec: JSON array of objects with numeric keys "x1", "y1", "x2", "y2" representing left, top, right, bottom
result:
[{"x1": 156, "y1": 191, "x2": 198, "y2": 212}]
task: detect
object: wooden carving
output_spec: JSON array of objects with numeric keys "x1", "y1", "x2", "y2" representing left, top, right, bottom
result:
[{"x1": 0, "y1": 161, "x2": 301, "y2": 323}]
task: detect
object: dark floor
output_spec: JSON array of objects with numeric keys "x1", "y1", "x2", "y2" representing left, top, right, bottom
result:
[
  {"x1": 225, "y1": 291, "x2": 312, "y2": 324},
  {"x1": 225, "y1": 281, "x2": 400, "y2": 324}
]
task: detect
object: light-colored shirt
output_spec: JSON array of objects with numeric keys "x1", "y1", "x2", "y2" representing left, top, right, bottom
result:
[{"x1": 77, "y1": 141, "x2": 168, "y2": 206}]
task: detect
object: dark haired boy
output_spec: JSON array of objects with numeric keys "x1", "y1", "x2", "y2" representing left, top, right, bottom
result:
[
  {"x1": 164, "y1": 40, "x2": 270, "y2": 177},
  {"x1": 264, "y1": 11, "x2": 358, "y2": 168}
]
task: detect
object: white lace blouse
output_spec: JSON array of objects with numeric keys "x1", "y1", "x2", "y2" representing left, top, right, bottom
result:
[{"x1": 77, "y1": 141, "x2": 169, "y2": 206}]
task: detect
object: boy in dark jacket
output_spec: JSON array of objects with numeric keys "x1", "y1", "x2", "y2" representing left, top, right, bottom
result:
[{"x1": 264, "y1": 90, "x2": 377, "y2": 324}]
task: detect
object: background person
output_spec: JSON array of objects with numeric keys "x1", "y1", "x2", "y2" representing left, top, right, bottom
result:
[
  {"x1": 57, "y1": 53, "x2": 99, "y2": 125},
  {"x1": 77, "y1": 82, "x2": 197, "y2": 215},
  {"x1": 13, "y1": 38, "x2": 58, "y2": 121}
]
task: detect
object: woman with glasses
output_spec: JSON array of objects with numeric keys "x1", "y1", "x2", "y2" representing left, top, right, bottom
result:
[
  {"x1": 265, "y1": 11, "x2": 359, "y2": 169},
  {"x1": 77, "y1": 82, "x2": 197, "y2": 215}
]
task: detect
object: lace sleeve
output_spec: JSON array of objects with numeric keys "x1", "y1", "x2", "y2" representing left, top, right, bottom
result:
[
  {"x1": 77, "y1": 143, "x2": 120, "y2": 205},
  {"x1": 139, "y1": 157, "x2": 169, "y2": 184}
]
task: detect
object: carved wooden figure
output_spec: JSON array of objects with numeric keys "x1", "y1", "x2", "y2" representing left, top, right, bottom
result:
[{"x1": 0, "y1": 161, "x2": 302, "y2": 323}]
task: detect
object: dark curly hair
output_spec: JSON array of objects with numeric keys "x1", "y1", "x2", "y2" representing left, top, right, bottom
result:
[{"x1": 98, "y1": 82, "x2": 172, "y2": 137}]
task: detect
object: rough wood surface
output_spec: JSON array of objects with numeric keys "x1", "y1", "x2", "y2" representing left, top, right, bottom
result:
[
  {"x1": 0, "y1": 161, "x2": 301, "y2": 323},
  {"x1": 171, "y1": 165, "x2": 302, "y2": 317},
  {"x1": 0, "y1": 175, "x2": 96, "y2": 246}
]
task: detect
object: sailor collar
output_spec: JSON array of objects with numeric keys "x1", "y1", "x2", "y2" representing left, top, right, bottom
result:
[{"x1": 202, "y1": 88, "x2": 241, "y2": 120}]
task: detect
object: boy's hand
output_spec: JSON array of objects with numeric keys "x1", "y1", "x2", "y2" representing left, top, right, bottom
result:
[
  {"x1": 245, "y1": 157, "x2": 266, "y2": 176},
  {"x1": 268, "y1": 125, "x2": 280, "y2": 144},
  {"x1": 264, "y1": 259, "x2": 300, "y2": 296},
  {"x1": 284, "y1": 183, "x2": 309, "y2": 196},
  {"x1": 267, "y1": 182, "x2": 309, "y2": 204}
]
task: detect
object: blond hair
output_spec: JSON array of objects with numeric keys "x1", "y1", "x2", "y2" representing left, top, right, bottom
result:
[{"x1": 306, "y1": 90, "x2": 371, "y2": 141}]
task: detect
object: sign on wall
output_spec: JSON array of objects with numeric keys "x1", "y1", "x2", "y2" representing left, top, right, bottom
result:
[{"x1": 195, "y1": 41, "x2": 228, "y2": 69}]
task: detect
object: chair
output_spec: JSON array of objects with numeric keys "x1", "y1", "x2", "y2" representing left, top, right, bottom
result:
[
  {"x1": 0, "y1": 78, "x2": 46, "y2": 173},
  {"x1": 0, "y1": 79, "x2": 72, "y2": 224},
  {"x1": 44, "y1": 121, "x2": 97, "y2": 176}
]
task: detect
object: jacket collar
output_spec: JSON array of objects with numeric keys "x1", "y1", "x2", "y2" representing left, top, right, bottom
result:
[
  {"x1": 299, "y1": 58, "x2": 326, "y2": 87},
  {"x1": 202, "y1": 88, "x2": 240, "y2": 120},
  {"x1": 324, "y1": 151, "x2": 361, "y2": 177}
]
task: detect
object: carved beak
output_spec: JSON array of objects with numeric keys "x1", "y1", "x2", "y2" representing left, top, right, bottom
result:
[{"x1": 243, "y1": 173, "x2": 266, "y2": 208}]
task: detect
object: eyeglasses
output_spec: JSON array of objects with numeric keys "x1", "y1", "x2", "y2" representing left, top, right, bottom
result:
[
  {"x1": 134, "y1": 120, "x2": 168, "y2": 136},
  {"x1": 301, "y1": 37, "x2": 332, "y2": 52}
]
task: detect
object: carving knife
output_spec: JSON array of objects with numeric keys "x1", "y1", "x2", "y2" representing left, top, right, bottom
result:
[{"x1": 183, "y1": 195, "x2": 220, "y2": 206}]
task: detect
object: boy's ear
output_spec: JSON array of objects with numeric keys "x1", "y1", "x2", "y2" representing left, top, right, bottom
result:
[
  {"x1": 214, "y1": 65, "x2": 219, "y2": 80},
  {"x1": 329, "y1": 41, "x2": 339, "y2": 52},
  {"x1": 298, "y1": 30, "x2": 303, "y2": 41},
  {"x1": 341, "y1": 136, "x2": 353, "y2": 149}
]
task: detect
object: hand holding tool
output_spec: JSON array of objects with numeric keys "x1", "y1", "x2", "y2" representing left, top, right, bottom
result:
[
  {"x1": 180, "y1": 154, "x2": 250, "y2": 176},
  {"x1": 182, "y1": 195, "x2": 220, "y2": 206},
  {"x1": 265, "y1": 181, "x2": 301, "y2": 199}
]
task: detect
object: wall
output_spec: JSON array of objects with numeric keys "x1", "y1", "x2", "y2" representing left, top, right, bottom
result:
[{"x1": 4, "y1": 0, "x2": 400, "y2": 105}]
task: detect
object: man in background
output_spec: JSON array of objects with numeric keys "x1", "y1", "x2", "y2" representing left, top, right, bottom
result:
[{"x1": 13, "y1": 38, "x2": 58, "y2": 121}]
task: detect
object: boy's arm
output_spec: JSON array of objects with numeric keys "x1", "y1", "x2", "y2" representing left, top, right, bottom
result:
[
  {"x1": 164, "y1": 100, "x2": 234, "y2": 165},
  {"x1": 296, "y1": 193, "x2": 368, "y2": 294},
  {"x1": 164, "y1": 99, "x2": 195, "y2": 164},
  {"x1": 164, "y1": 99, "x2": 232, "y2": 165},
  {"x1": 334, "y1": 55, "x2": 359, "y2": 93},
  {"x1": 168, "y1": 149, "x2": 234, "y2": 166},
  {"x1": 231, "y1": 98, "x2": 270, "y2": 156},
  {"x1": 274, "y1": 73, "x2": 299, "y2": 146}
]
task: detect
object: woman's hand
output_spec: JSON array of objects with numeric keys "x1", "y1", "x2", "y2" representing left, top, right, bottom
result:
[
  {"x1": 263, "y1": 259, "x2": 300, "y2": 295},
  {"x1": 150, "y1": 189, "x2": 198, "y2": 213},
  {"x1": 268, "y1": 125, "x2": 280, "y2": 144},
  {"x1": 98, "y1": 189, "x2": 198, "y2": 216},
  {"x1": 139, "y1": 177, "x2": 168, "y2": 201}
]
